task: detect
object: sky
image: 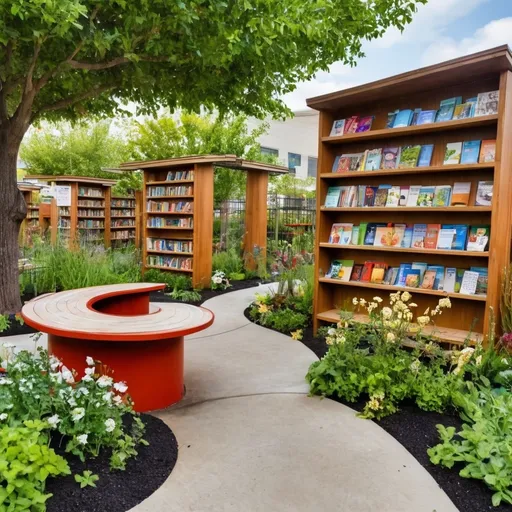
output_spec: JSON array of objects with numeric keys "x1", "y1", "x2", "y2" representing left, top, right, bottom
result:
[{"x1": 282, "y1": 0, "x2": 512, "y2": 111}]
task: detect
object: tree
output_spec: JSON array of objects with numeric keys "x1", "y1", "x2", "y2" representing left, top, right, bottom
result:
[
  {"x1": 270, "y1": 174, "x2": 316, "y2": 198},
  {"x1": 0, "y1": 0, "x2": 424, "y2": 313},
  {"x1": 20, "y1": 121, "x2": 128, "y2": 178},
  {"x1": 121, "y1": 112, "x2": 274, "y2": 204}
]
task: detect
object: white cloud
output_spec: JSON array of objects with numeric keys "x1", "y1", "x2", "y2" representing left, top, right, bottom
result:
[{"x1": 422, "y1": 17, "x2": 512, "y2": 65}]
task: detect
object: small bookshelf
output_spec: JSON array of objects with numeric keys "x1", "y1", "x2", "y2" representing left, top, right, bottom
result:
[
  {"x1": 307, "y1": 46, "x2": 512, "y2": 345},
  {"x1": 110, "y1": 195, "x2": 137, "y2": 246},
  {"x1": 18, "y1": 183, "x2": 42, "y2": 245}
]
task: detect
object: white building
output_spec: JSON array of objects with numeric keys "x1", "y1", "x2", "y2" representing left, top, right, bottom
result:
[{"x1": 248, "y1": 109, "x2": 319, "y2": 180}]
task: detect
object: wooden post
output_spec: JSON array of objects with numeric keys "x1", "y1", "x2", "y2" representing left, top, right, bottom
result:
[
  {"x1": 134, "y1": 190, "x2": 142, "y2": 249},
  {"x1": 49, "y1": 199, "x2": 58, "y2": 246},
  {"x1": 244, "y1": 170, "x2": 268, "y2": 270}
]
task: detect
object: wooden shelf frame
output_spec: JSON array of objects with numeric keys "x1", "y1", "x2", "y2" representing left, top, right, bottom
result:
[{"x1": 307, "y1": 46, "x2": 512, "y2": 344}]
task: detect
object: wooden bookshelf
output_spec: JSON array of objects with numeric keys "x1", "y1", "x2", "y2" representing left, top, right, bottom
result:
[
  {"x1": 18, "y1": 183, "x2": 42, "y2": 245},
  {"x1": 24, "y1": 176, "x2": 116, "y2": 248},
  {"x1": 307, "y1": 46, "x2": 512, "y2": 343},
  {"x1": 110, "y1": 195, "x2": 137, "y2": 246},
  {"x1": 120, "y1": 155, "x2": 287, "y2": 288}
]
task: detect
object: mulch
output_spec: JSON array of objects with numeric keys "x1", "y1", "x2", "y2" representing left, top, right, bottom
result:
[{"x1": 46, "y1": 414, "x2": 178, "y2": 512}]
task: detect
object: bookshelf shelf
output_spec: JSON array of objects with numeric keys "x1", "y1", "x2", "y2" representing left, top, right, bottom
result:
[
  {"x1": 145, "y1": 265, "x2": 193, "y2": 273},
  {"x1": 146, "y1": 226, "x2": 194, "y2": 230},
  {"x1": 146, "y1": 180, "x2": 194, "y2": 185},
  {"x1": 146, "y1": 211, "x2": 193, "y2": 215},
  {"x1": 111, "y1": 225, "x2": 135, "y2": 230},
  {"x1": 146, "y1": 250, "x2": 194, "y2": 256},
  {"x1": 321, "y1": 114, "x2": 498, "y2": 144},
  {"x1": 307, "y1": 47, "x2": 512, "y2": 343},
  {"x1": 146, "y1": 195, "x2": 194, "y2": 199},
  {"x1": 319, "y1": 243, "x2": 489, "y2": 257}
]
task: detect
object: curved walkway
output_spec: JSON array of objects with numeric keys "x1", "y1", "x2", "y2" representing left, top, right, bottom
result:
[{"x1": 132, "y1": 284, "x2": 458, "y2": 512}]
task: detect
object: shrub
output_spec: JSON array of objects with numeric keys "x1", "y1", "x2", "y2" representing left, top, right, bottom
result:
[
  {"x1": 143, "y1": 269, "x2": 192, "y2": 291},
  {"x1": 212, "y1": 248, "x2": 244, "y2": 276}
]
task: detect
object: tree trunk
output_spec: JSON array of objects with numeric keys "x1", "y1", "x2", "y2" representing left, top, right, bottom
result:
[{"x1": 0, "y1": 128, "x2": 27, "y2": 314}]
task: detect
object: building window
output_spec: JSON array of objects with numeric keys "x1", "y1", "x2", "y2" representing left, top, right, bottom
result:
[
  {"x1": 288, "y1": 152, "x2": 301, "y2": 174},
  {"x1": 307, "y1": 157, "x2": 318, "y2": 178},
  {"x1": 260, "y1": 146, "x2": 279, "y2": 159}
]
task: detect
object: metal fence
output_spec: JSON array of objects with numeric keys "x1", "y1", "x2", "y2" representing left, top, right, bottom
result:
[{"x1": 213, "y1": 196, "x2": 316, "y2": 250}]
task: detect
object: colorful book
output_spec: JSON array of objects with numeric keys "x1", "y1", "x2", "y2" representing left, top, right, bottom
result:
[
  {"x1": 364, "y1": 223, "x2": 386, "y2": 245},
  {"x1": 404, "y1": 269, "x2": 421, "y2": 288},
  {"x1": 344, "y1": 116, "x2": 359, "y2": 134},
  {"x1": 351, "y1": 226, "x2": 360, "y2": 245},
  {"x1": 386, "y1": 110, "x2": 399, "y2": 128},
  {"x1": 397, "y1": 263, "x2": 413, "y2": 287},
  {"x1": 385, "y1": 186, "x2": 401, "y2": 207},
  {"x1": 324, "y1": 187, "x2": 341, "y2": 207},
  {"x1": 471, "y1": 267, "x2": 488, "y2": 296},
  {"x1": 401, "y1": 225, "x2": 414, "y2": 248},
  {"x1": 466, "y1": 225, "x2": 490, "y2": 252},
  {"x1": 364, "y1": 148, "x2": 383, "y2": 171},
  {"x1": 454, "y1": 269, "x2": 466, "y2": 293},
  {"x1": 406, "y1": 185, "x2": 421, "y2": 207},
  {"x1": 370, "y1": 262, "x2": 388, "y2": 284},
  {"x1": 374, "y1": 225, "x2": 403, "y2": 247},
  {"x1": 417, "y1": 144, "x2": 434, "y2": 167},
  {"x1": 416, "y1": 110, "x2": 437, "y2": 125},
  {"x1": 393, "y1": 110, "x2": 413, "y2": 128},
  {"x1": 374, "y1": 185, "x2": 391, "y2": 207},
  {"x1": 384, "y1": 267, "x2": 399, "y2": 285},
  {"x1": 358, "y1": 222, "x2": 368, "y2": 245},
  {"x1": 436, "y1": 97, "x2": 462, "y2": 122},
  {"x1": 360, "y1": 262, "x2": 375, "y2": 282},
  {"x1": 451, "y1": 182, "x2": 471, "y2": 206},
  {"x1": 433, "y1": 185, "x2": 452, "y2": 207},
  {"x1": 421, "y1": 269, "x2": 437, "y2": 290},
  {"x1": 411, "y1": 108, "x2": 422, "y2": 125},
  {"x1": 364, "y1": 186, "x2": 379, "y2": 207},
  {"x1": 412, "y1": 262, "x2": 428, "y2": 281},
  {"x1": 350, "y1": 264, "x2": 364, "y2": 281},
  {"x1": 411, "y1": 224, "x2": 427, "y2": 248},
  {"x1": 424, "y1": 224, "x2": 441, "y2": 249},
  {"x1": 337, "y1": 260, "x2": 355, "y2": 282},
  {"x1": 330, "y1": 119, "x2": 346, "y2": 136},
  {"x1": 453, "y1": 103, "x2": 473, "y2": 120},
  {"x1": 339, "y1": 153, "x2": 365, "y2": 172},
  {"x1": 466, "y1": 97, "x2": 478, "y2": 117},
  {"x1": 328, "y1": 223, "x2": 353, "y2": 245},
  {"x1": 436, "y1": 228, "x2": 456, "y2": 250},
  {"x1": 416, "y1": 186, "x2": 436, "y2": 207},
  {"x1": 356, "y1": 116, "x2": 374, "y2": 133},
  {"x1": 381, "y1": 147, "x2": 400, "y2": 169},
  {"x1": 460, "y1": 140, "x2": 481, "y2": 164},
  {"x1": 444, "y1": 142, "x2": 462, "y2": 165},
  {"x1": 444, "y1": 268, "x2": 457, "y2": 293},
  {"x1": 479, "y1": 140, "x2": 496, "y2": 163},
  {"x1": 428, "y1": 265, "x2": 446, "y2": 290},
  {"x1": 326, "y1": 260, "x2": 342, "y2": 279},
  {"x1": 475, "y1": 181, "x2": 493, "y2": 206},
  {"x1": 398, "y1": 145, "x2": 421, "y2": 168},
  {"x1": 399, "y1": 186, "x2": 410, "y2": 206},
  {"x1": 332, "y1": 156, "x2": 342, "y2": 173},
  {"x1": 441, "y1": 224, "x2": 468, "y2": 250},
  {"x1": 460, "y1": 270, "x2": 479, "y2": 295},
  {"x1": 474, "y1": 90, "x2": 499, "y2": 117}
]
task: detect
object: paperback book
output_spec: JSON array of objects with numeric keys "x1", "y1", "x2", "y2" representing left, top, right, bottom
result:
[
  {"x1": 444, "y1": 142, "x2": 462, "y2": 165},
  {"x1": 328, "y1": 223, "x2": 353, "y2": 245},
  {"x1": 424, "y1": 224, "x2": 441, "y2": 249},
  {"x1": 356, "y1": 116, "x2": 374, "y2": 133},
  {"x1": 416, "y1": 186, "x2": 435, "y2": 207},
  {"x1": 451, "y1": 182, "x2": 471, "y2": 206},
  {"x1": 374, "y1": 185, "x2": 391, "y2": 207},
  {"x1": 460, "y1": 140, "x2": 481, "y2": 164},
  {"x1": 370, "y1": 262, "x2": 388, "y2": 284},
  {"x1": 406, "y1": 186, "x2": 422, "y2": 207},
  {"x1": 417, "y1": 145, "x2": 434, "y2": 167},
  {"x1": 398, "y1": 145, "x2": 421, "y2": 168},
  {"x1": 382, "y1": 147, "x2": 400, "y2": 169},
  {"x1": 474, "y1": 90, "x2": 499, "y2": 117},
  {"x1": 416, "y1": 110, "x2": 437, "y2": 125},
  {"x1": 344, "y1": 116, "x2": 359, "y2": 134},
  {"x1": 411, "y1": 224, "x2": 427, "y2": 248},
  {"x1": 385, "y1": 186, "x2": 401, "y2": 207},
  {"x1": 444, "y1": 268, "x2": 457, "y2": 293},
  {"x1": 325, "y1": 187, "x2": 341, "y2": 207},
  {"x1": 330, "y1": 119, "x2": 345, "y2": 136},
  {"x1": 475, "y1": 181, "x2": 493, "y2": 206},
  {"x1": 433, "y1": 185, "x2": 452, "y2": 207},
  {"x1": 364, "y1": 148, "x2": 383, "y2": 171},
  {"x1": 466, "y1": 225, "x2": 490, "y2": 252},
  {"x1": 421, "y1": 269, "x2": 437, "y2": 289},
  {"x1": 442, "y1": 224, "x2": 468, "y2": 250},
  {"x1": 479, "y1": 140, "x2": 496, "y2": 163},
  {"x1": 393, "y1": 110, "x2": 413, "y2": 128}
]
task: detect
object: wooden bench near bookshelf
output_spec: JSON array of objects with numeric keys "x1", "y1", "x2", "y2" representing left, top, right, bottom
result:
[{"x1": 307, "y1": 45, "x2": 512, "y2": 345}]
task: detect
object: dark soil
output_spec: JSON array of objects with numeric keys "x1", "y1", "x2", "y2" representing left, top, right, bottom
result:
[
  {"x1": 46, "y1": 414, "x2": 178, "y2": 512},
  {"x1": 0, "y1": 317, "x2": 37, "y2": 338},
  {"x1": 246, "y1": 310, "x2": 512, "y2": 512}
]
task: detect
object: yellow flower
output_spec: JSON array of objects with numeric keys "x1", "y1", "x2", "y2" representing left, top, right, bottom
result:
[
  {"x1": 258, "y1": 304, "x2": 270, "y2": 314},
  {"x1": 408, "y1": 303, "x2": 418, "y2": 308},
  {"x1": 401, "y1": 291, "x2": 411, "y2": 302},
  {"x1": 359, "y1": 298, "x2": 367, "y2": 306},
  {"x1": 291, "y1": 329, "x2": 303, "y2": 341},
  {"x1": 417, "y1": 315, "x2": 430, "y2": 327},
  {"x1": 373, "y1": 296, "x2": 383, "y2": 303},
  {"x1": 352, "y1": 297, "x2": 359, "y2": 306},
  {"x1": 367, "y1": 398, "x2": 381, "y2": 411},
  {"x1": 438, "y1": 297, "x2": 452, "y2": 309},
  {"x1": 381, "y1": 307, "x2": 392, "y2": 320},
  {"x1": 386, "y1": 332, "x2": 396, "y2": 343},
  {"x1": 475, "y1": 355, "x2": 483, "y2": 366}
]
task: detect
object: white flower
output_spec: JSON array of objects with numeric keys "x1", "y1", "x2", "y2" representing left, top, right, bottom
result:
[
  {"x1": 381, "y1": 307, "x2": 392, "y2": 320},
  {"x1": 49, "y1": 356, "x2": 61, "y2": 371},
  {"x1": 113, "y1": 381, "x2": 128, "y2": 393},
  {"x1": 81, "y1": 374, "x2": 93, "y2": 383},
  {"x1": 0, "y1": 360, "x2": 7, "y2": 370},
  {"x1": 47, "y1": 414, "x2": 60, "y2": 428},
  {"x1": 410, "y1": 359, "x2": 421, "y2": 373},
  {"x1": 113, "y1": 395, "x2": 123, "y2": 406},
  {"x1": 401, "y1": 291, "x2": 411, "y2": 302},
  {"x1": 76, "y1": 387, "x2": 89, "y2": 396},
  {"x1": 408, "y1": 303, "x2": 418, "y2": 308},
  {"x1": 386, "y1": 332, "x2": 396, "y2": 343},
  {"x1": 67, "y1": 396, "x2": 77, "y2": 407},
  {"x1": 86, "y1": 356, "x2": 95, "y2": 366},
  {"x1": 417, "y1": 316, "x2": 430, "y2": 327},
  {"x1": 103, "y1": 392, "x2": 113, "y2": 402},
  {"x1": 0, "y1": 378, "x2": 13, "y2": 385},
  {"x1": 502, "y1": 358, "x2": 509, "y2": 365},
  {"x1": 475, "y1": 355, "x2": 483, "y2": 367},
  {"x1": 85, "y1": 367, "x2": 95, "y2": 376},
  {"x1": 71, "y1": 407, "x2": 85, "y2": 422},
  {"x1": 352, "y1": 297, "x2": 358, "y2": 306},
  {"x1": 373, "y1": 296, "x2": 383, "y2": 303},
  {"x1": 327, "y1": 328, "x2": 337, "y2": 336},
  {"x1": 0, "y1": 413, "x2": 7, "y2": 421},
  {"x1": 212, "y1": 276, "x2": 222, "y2": 284},
  {"x1": 438, "y1": 298, "x2": 452, "y2": 309},
  {"x1": 96, "y1": 375, "x2": 113, "y2": 388},
  {"x1": 77, "y1": 434, "x2": 88, "y2": 445},
  {"x1": 105, "y1": 418, "x2": 116, "y2": 433},
  {"x1": 61, "y1": 366, "x2": 74, "y2": 384}
]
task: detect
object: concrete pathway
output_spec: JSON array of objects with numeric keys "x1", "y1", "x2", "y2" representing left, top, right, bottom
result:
[{"x1": 4, "y1": 285, "x2": 458, "y2": 511}]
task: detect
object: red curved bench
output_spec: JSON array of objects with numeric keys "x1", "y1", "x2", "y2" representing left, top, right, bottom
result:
[{"x1": 21, "y1": 283, "x2": 214, "y2": 412}]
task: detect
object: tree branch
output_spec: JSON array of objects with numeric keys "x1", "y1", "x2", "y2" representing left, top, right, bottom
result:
[
  {"x1": 68, "y1": 55, "x2": 169, "y2": 70},
  {"x1": 23, "y1": 40, "x2": 42, "y2": 95}
]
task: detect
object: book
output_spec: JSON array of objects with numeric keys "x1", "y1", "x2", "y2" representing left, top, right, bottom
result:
[
  {"x1": 393, "y1": 109, "x2": 413, "y2": 128},
  {"x1": 436, "y1": 97, "x2": 462, "y2": 122},
  {"x1": 328, "y1": 223, "x2": 353, "y2": 245},
  {"x1": 332, "y1": 156, "x2": 341, "y2": 172},
  {"x1": 411, "y1": 108, "x2": 422, "y2": 125},
  {"x1": 466, "y1": 97, "x2": 478, "y2": 117},
  {"x1": 412, "y1": 262, "x2": 428, "y2": 281},
  {"x1": 371, "y1": 262, "x2": 388, "y2": 284},
  {"x1": 421, "y1": 269, "x2": 437, "y2": 289},
  {"x1": 406, "y1": 185, "x2": 422, "y2": 207},
  {"x1": 364, "y1": 148, "x2": 382, "y2": 171},
  {"x1": 441, "y1": 224, "x2": 468, "y2": 250},
  {"x1": 416, "y1": 186, "x2": 435, "y2": 207},
  {"x1": 444, "y1": 142, "x2": 462, "y2": 164},
  {"x1": 466, "y1": 225, "x2": 490, "y2": 252},
  {"x1": 384, "y1": 267, "x2": 399, "y2": 285},
  {"x1": 325, "y1": 187, "x2": 342, "y2": 207},
  {"x1": 397, "y1": 263, "x2": 413, "y2": 287},
  {"x1": 404, "y1": 269, "x2": 421, "y2": 288},
  {"x1": 454, "y1": 269, "x2": 465, "y2": 293},
  {"x1": 416, "y1": 110, "x2": 437, "y2": 125},
  {"x1": 479, "y1": 140, "x2": 496, "y2": 163},
  {"x1": 382, "y1": 147, "x2": 400, "y2": 169},
  {"x1": 411, "y1": 224, "x2": 427, "y2": 248},
  {"x1": 474, "y1": 90, "x2": 499, "y2": 117},
  {"x1": 330, "y1": 119, "x2": 345, "y2": 136},
  {"x1": 401, "y1": 225, "x2": 414, "y2": 248},
  {"x1": 386, "y1": 110, "x2": 399, "y2": 128},
  {"x1": 358, "y1": 222, "x2": 368, "y2": 245},
  {"x1": 428, "y1": 265, "x2": 446, "y2": 290},
  {"x1": 385, "y1": 186, "x2": 401, "y2": 207},
  {"x1": 351, "y1": 226, "x2": 360, "y2": 245},
  {"x1": 436, "y1": 228, "x2": 456, "y2": 250},
  {"x1": 444, "y1": 268, "x2": 457, "y2": 293},
  {"x1": 424, "y1": 224, "x2": 441, "y2": 249},
  {"x1": 364, "y1": 186, "x2": 379, "y2": 207},
  {"x1": 475, "y1": 181, "x2": 493, "y2": 206},
  {"x1": 374, "y1": 225, "x2": 403, "y2": 247},
  {"x1": 433, "y1": 185, "x2": 452, "y2": 207},
  {"x1": 460, "y1": 270, "x2": 479, "y2": 295},
  {"x1": 471, "y1": 267, "x2": 488, "y2": 295},
  {"x1": 326, "y1": 260, "x2": 342, "y2": 279},
  {"x1": 453, "y1": 103, "x2": 473, "y2": 120},
  {"x1": 344, "y1": 116, "x2": 359, "y2": 134},
  {"x1": 451, "y1": 182, "x2": 471, "y2": 206},
  {"x1": 356, "y1": 116, "x2": 374, "y2": 133},
  {"x1": 374, "y1": 185, "x2": 391, "y2": 207},
  {"x1": 339, "y1": 153, "x2": 365, "y2": 172},
  {"x1": 364, "y1": 223, "x2": 386, "y2": 245},
  {"x1": 417, "y1": 144, "x2": 434, "y2": 167},
  {"x1": 337, "y1": 260, "x2": 355, "y2": 282},
  {"x1": 460, "y1": 140, "x2": 481, "y2": 164},
  {"x1": 399, "y1": 186, "x2": 410, "y2": 206},
  {"x1": 360, "y1": 262, "x2": 375, "y2": 282},
  {"x1": 398, "y1": 145, "x2": 421, "y2": 168},
  {"x1": 350, "y1": 264, "x2": 364, "y2": 281}
]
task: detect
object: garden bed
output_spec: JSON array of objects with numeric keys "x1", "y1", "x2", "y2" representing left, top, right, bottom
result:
[{"x1": 46, "y1": 414, "x2": 178, "y2": 512}]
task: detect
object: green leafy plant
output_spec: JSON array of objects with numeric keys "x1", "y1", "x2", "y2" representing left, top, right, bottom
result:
[
  {"x1": 213, "y1": 248, "x2": 244, "y2": 277},
  {"x1": 74, "y1": 471, "x2": 99, "y2": 489},
  {"x1": 0, "y1": 314, "x2": 9, "y2": 333},
  {"x1": 211, "y1": 270, "x2": 231, "y2": 290},
  {"x1": 0, "y1": 420, "x2": 71, "y2": 511},
  {"x1": 228, "y1": 272, "x2": 246, "y2": 281},
  {"x1": 167, "y1": 288, "x2": 202, "y2": 303}
]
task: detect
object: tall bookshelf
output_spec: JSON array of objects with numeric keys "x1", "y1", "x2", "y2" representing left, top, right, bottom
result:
[
  {"x1": 110, "y1": 195, "x2": 137, "y2": 246},
  {"x1": 307, "y1": 46, "x2": 512, "y2": 345},
  {"x1": 18, "y1": 183, "x2": 41, "y2": 245},
  {"x1": 24, "y1": 176, "x2": 116, "y2": 248}
]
